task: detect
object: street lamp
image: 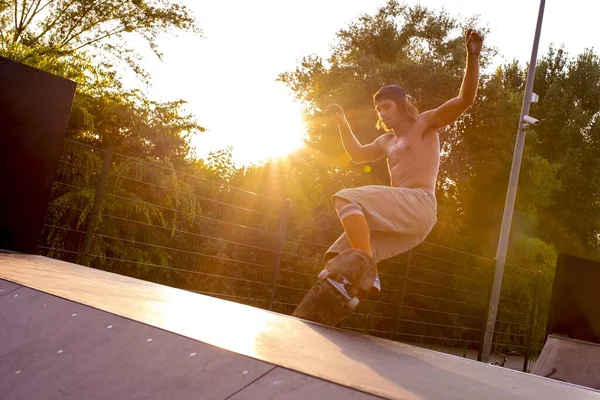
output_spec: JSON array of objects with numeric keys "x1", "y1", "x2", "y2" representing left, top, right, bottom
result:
[{"x1": 480, "y1": 0, "x2": 547, "y2": 363}]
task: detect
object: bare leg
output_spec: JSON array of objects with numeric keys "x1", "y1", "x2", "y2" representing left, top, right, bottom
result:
[{"x1": 333, "y1": 198, "x2": 372, "y2": 258}]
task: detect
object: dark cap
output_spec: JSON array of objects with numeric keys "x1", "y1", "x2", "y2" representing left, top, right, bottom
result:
[{"x1": 373, "y1": 85, "x2": 407, "y2": 103}]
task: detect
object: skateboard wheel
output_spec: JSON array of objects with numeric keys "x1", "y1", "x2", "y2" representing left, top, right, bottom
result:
[
  {"x1": 348, "y1": 297, "x2": 359, "y2": 309},
  {"x1": 317, "y1": 269, "x2": 330, "y2": 280}
]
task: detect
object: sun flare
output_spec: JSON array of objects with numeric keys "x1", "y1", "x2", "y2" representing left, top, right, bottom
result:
[
  {"x1": 190, "y1": 91, "x2": 307, "y2": 168},
  {"x1": 233, "y1": 101, "x2": 307, "y2": 166}
]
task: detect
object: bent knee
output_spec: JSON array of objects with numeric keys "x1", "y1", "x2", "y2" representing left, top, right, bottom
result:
[
  {"x1": 332, "y1": 188, "x2": 358, "y2": 209},
  {"x1": 334, "y1": 187, "x2": 356, "y2": 198},
  {"x1": 333, "y1": 197, "x2": 351, "y2": 211}
]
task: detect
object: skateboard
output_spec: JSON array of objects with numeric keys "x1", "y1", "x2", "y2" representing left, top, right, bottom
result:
[{"x1": 292, "y1": 248, "x2": 377, "y2": 327}]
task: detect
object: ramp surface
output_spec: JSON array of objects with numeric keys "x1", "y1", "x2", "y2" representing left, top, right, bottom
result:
[
  {"x1": 533, "y1": 335, "x2": 600, "y2": 390},
  {"x1": 0, "y1": 280, "x2": 379, "y2": 400},
  {"x1": 1, "y1": 253, "x2": 599, "y2": 400}
]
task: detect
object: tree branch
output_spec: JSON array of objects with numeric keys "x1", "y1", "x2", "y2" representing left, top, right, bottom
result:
[
  {"x1": 71, "y1": 25, "x2": 127, "y2": 52},
  {"x1": 14, "y1": 0, "x2": 41, "y2": 38},
  {"x1": 0, "y1": 24, "x2": 7, "y2": 50},
  {"x1": 60, "y1": 1, "x2": 134, "y2": 48},
  {"x1": 23, "y1": 0, "x2": 39, "y2": 24},
  {"x1": 12, "y1": 0, "x2": 19, "y2": 41},
  {"x1": 58, "y1": 0, "x2": 103, "y2": 46},
  {"x1": 31, "y1": 0, "x2": 54, "y2": 19},
  {"x1": 31, "y1": 0, "x2": 78, "y2": 44},
  {"x1": 18, "y1": 0, "x2": 28, "y2": 31},
  {"x1": 61, "y1": 18, "x2": 117, "y2": 47},
  {"x1": 22, "y1": 0, "x2": 45, "y2": 30}
]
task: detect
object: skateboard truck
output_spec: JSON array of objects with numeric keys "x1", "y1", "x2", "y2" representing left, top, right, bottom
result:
[
  {"x1": 292, "y1": 248, "x2": 377, "y2": 326},
  {"x1": 317, "y1": 269, "x2": 360, "y2": 309}
]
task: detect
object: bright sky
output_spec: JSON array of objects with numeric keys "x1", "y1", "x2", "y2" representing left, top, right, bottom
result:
[{"x1": 136, "y1": 0, "x2": 600, "y2": 167}]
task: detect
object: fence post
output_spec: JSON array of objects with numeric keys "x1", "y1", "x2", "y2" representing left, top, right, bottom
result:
[
  {"x1": 478, "y1": 258, "x2": 497, "y2": 362},
  {"x1": 267, "y1": 198, "x2": 291, "y2": 310},
  {"x1": 77, "y1": 148, "x2": 113, "y2": 266},
  {"x1": 523, "y1": 271, "x2": 541, "y2": 372},
  {"x1": 393, "y1": 250, "x2": 412, "y2": 340}
]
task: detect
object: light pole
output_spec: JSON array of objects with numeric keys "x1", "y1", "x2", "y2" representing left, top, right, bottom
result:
[{"x1": 480, "y1": 0, "x2": 547, "y2": 363}]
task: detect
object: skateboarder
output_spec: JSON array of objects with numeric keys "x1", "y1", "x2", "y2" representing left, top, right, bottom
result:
[{"x1": 323, "y1": 29, "x2": 483, "y2": 296}]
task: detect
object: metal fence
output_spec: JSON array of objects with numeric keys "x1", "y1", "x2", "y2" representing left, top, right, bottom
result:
[{"x1": 38, "y1": 139, "x2": 549, "y2": 372}]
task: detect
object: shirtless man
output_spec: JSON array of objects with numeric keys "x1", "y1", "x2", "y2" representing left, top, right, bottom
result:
[{"x1": 324, "y1": 29, "x2": 483, "y2": 295}]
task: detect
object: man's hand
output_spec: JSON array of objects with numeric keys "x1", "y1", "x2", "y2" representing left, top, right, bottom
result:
[
  {"x1": 426, "y1": 29, "x2": 482, "y2": 129},
  {"x1": 325, "y1": 103, "x2": 346, "y2": 124},
  {"x1": 325, "y1": 103, "x2": 385, "y2": 164},
  {"x1": 466, "y1": 29, "x2": 483, "y2": 56}
]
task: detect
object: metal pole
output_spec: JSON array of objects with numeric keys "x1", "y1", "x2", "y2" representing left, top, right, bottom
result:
[
  {"x1": 77, "y1": 148, "x2": 113, "y2": 266},
  {"x1": 478, "y1": 259, "x2": 497, "y2": 362},
  {"x1": 267, "y1": 198, "x2": 291, "y2": 310},
  {"x1": 523, "y1": 272, "x2": 541, "y2": 372},
  {"x1": 393, "y1": 250, "x2": 412, "y2": 340},
  {"x1": 481, "y1": 0, "x2": 546, "y2": 362}
]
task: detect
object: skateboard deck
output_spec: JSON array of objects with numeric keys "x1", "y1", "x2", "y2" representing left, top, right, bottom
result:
[{"x1": 292, "y1": 248, "x2": 377, "y2": 327}]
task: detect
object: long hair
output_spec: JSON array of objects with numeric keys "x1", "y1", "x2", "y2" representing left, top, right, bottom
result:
[{"x1": 376, "y1": 100, "x2": 419, "y2": 131}]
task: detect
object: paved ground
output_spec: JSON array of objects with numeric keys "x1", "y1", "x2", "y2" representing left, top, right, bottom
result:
[{"x1": 2, "y1": 252, "x2": 599, "y2": 400}]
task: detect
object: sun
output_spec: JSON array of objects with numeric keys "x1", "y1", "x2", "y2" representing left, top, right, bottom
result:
[
  {"x1": 232, "y1": 101, "x2": 307, "y2": 166},
  {"x1": 190, "y1": 91, "x2": 307, "y2": 168},
  {"x1": 185, "y1": 70, "x2": 310, "y2": 169}
]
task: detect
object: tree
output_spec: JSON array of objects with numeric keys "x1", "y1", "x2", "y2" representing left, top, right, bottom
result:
[
  {"x1": 278, "y1": 0, "x2": 497, "y2": 247},
  {"x1": 530, "y1": 46, "x2": 600, "y2": 260},
  {"x1": 0, "y1": 0, "x2": 206, "y2": 162},
  {"x1": 276, "y1": 0, "x2": 600, "y2": 269},
  {"x1": 69, "y1": 85, "x2": 205, "y2": 161},
  {"x1": 0, "y1": 0, "x2": 200, "y2": 82}
]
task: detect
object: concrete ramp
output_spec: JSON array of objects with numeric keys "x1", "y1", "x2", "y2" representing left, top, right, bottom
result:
[
  {"x1": 1, "y1": 253, "x2": 600, "y2": 400},
  {"x1": 533, "y1": 335, "x2": 600, "y2": 390}
]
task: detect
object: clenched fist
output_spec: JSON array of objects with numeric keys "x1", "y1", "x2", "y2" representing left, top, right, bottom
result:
[
  {"x1": 466, "y1": 29, "x2": 483, "y2": 56},
  {"x1": 325, "y1": 103, "x2": 346, "y2": 124}
]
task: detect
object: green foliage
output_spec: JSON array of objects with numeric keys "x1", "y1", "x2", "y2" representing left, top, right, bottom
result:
[
  {"x1": 69, "y1": 86, "x2": 204, "y2": 160},
  {"x1": 531, "y1": 46, "x2": 600, "y2": 259},
  {"x1": 279, "y1": 0, "x2": 494, "y2": 179},
  {"x1": 272, "y1": 0, "x2": 599, "y2": 351},
  {"x1": 89, "y1": 155, "x2": 202, "y2": 283},
  {"x1": 277, "y1": 0, "x2": 599, "y2": 265},
  {"x1": 0, "y1": 0, "x2": 200, "y2": 82},
  {"x1": 0, "y1": 0, "x2": 206, "y2": 162},
  {"x1": 25, "y1": 0, "x2": 600, "y2": 356}
]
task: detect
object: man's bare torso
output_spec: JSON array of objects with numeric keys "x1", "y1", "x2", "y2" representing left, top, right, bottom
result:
[{"x1": 377, "y1": 112, "x2": 440, "y2": 195}]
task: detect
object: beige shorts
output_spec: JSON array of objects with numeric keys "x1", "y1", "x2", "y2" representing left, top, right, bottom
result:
[{"x1": 324, "y1": 185, "x2": 437, "y2": 264}]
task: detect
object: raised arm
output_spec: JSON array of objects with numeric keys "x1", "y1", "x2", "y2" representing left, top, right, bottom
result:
[
  {"x1": 427, "y1": 29, "x2": 483, "y2": 129},
  {"x1": 326, "y1": 104, "x2": 385, "y2": 164}
]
